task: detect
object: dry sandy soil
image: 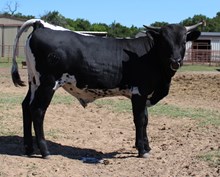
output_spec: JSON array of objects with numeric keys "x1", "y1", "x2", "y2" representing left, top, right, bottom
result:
[{"x1": 0, "y1": 67, "x2": 220, "y2": 177}]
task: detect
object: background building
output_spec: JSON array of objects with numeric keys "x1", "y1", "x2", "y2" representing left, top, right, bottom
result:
[
  {"x1": 0, "y1": 15, "x2": 32, "y2": 59},
  {"x1": 0, "y1": 15, "x2": 107, "y2": 61},
  {"x1": 185, "y1": 32, "x2": 220, "y2": 65}
]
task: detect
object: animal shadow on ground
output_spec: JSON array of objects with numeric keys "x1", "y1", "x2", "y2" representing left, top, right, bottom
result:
[{"x1": 0, "y1": 136, "x2": 136, "y2": 162}]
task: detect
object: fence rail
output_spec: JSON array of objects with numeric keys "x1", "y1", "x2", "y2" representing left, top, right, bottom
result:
[
  {"x1": 0, "y1": 45, "x2": 25, "y2": 61},
  {"x1": 184, "y1": 49, "x2": 220, "y2": 65}
]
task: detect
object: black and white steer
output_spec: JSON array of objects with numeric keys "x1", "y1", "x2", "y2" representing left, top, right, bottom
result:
[{"x1": 11, "y1": 19, "x2": 203, "y2": 158}]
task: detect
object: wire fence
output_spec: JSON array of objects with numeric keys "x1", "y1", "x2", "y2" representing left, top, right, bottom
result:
[
  {"x1": 0, "y1": 45, "x2": 26, "y2": 62},
  {"x1": 184, "y1": 49, "x2": 220, "y2": 66}
]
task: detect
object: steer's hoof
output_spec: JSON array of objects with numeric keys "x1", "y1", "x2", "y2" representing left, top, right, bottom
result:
[
  {"x1": 42, "y1": 151, "x2": 50, "y2": 159},
  {"x1": 138, "y1": 152, "x2": 150, "y2": 158},
  {"x1": 42, "y1": 155, "x2": 50, "y2": 159},
  {"x1": 138, "y1": 151, "x2": 150, "y2": 158},
  {"x1": 24, "y1": 147, "x2": 34, "y2": 157}
]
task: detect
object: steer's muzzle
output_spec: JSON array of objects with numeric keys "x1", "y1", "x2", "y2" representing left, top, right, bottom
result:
[{"x1": 170, "y1": 59, "x2": 183, "y2": 71}]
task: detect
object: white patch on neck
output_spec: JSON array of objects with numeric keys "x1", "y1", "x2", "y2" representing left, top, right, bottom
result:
[
  {"x1": 147, "y1": 91, "x2": 154, "y2": 99},
  {"x1": 131, "y1": 87, "x2": 141, "y2": 96}
]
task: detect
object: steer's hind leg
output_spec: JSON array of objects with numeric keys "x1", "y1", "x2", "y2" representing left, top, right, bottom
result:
[
  {"x1": 131, "y1": 94, "x2": 151, "y2": 158},
  {"x1": 22, "y1": 85, "x2": 33, "y2": 156},
  {"x1": 30, "y1": 76, "x2": 55, "y2": 158}
]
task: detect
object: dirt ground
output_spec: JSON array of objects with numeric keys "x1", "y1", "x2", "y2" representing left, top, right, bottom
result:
[{"x1": 0, "y1": 67, "x2": 220, "y2": 177}]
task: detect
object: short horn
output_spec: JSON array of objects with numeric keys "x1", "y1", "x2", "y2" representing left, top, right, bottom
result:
[
  {"x1": 185, "y1": 20, "x2": 206, "y2": 32},
  {"x1": 143, "y1": 25, "x2": 161, "y2": 31}
]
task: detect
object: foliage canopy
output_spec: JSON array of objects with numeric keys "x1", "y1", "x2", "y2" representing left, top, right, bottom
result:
[{"x1": 1, "y1": 11, "x2": 220, "y2": 37}]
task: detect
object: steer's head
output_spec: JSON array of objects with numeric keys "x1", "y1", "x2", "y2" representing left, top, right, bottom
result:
[{"x1": 144, "y1": 21, "x2": 204, "y2": 75}]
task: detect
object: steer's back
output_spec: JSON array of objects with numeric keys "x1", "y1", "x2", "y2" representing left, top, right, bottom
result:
[{"x1": 29, "y1": 28, "x2": 128, "y2": 89}]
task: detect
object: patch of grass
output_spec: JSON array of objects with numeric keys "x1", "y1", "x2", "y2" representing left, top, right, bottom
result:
[
  {"x1": 95, "y1": 98, "x2": 132, "y2": 113},
  {"x1": 51, "y1": 94, "x2": 76, "y2": 105},
  {"x1": 95, "y1": 98, "x2": 220, "y2": 126},
  {"x1": 0, "y1": 62, "x2": 11, "y2": 68},
  {"x1": 0, "y1": 94, "x2": 23, "y2": 106},
  {"x1": 0, "y1": 57, "x2": 24, "y2": 68},
  {"x1": 1, "y1": 90, "x2": 219, "y2": 126},
  {"x1": 0, "y1": 93, "x2": 23, "y2": 135},
  {"x1": 149, "y1": 104, "x2": 220, "y2": 126},
  {"x1": 198, "y1": 150, "x2": 220, "y2": 167},
  {"x1": 179, "y1": 64, "x2": 219, "y2": 72},
  {"x1": 0, "y1": 92, "x2": 75, "y2": 107}
]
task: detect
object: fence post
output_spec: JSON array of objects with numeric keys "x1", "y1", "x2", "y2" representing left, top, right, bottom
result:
[{"x1": 7, "y1": 45, "x2": 10, "y2": 63}]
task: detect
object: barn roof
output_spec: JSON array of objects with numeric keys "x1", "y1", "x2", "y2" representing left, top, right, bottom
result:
[
  {"x1": 75, "y1": 31, "x2": 107, "y2": 36},
  {"x1": 0, "y1": 14, "x2": 27, "y2": 22},
  {"x1": 200, "y1": 32, "x2": 220, "y2": 38}
]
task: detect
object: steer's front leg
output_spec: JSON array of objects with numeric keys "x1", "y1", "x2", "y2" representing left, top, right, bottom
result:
[{"x1": 131, "y1": 94, "x2": 151, "y2": 158}]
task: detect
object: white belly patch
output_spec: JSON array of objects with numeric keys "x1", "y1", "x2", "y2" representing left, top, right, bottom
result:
[{"x1": 53, "y1": 73, "x2": 131, "y2": 107}]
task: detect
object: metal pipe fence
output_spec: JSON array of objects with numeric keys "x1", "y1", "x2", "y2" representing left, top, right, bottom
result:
[
  {"x1": 0, "y1": 45, "x2": 25, "y2": 62},
  {"x1": 184, "y1": 49, "x2": 220, "y2": 65}
]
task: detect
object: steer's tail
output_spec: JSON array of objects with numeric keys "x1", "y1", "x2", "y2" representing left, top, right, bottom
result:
[{"x1": 11, "y1": 19, "x2": 41, "y2": 87}]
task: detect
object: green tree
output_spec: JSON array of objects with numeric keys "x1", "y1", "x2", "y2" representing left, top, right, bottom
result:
[
  {"x1": 1, "y1": 12, "x2": 34, "y2": 20},
  {"x1": 91, "y1": 23, "x2": 109, "y2": 32},
  {"x1": 72, "y1": 18, "x2": 91, "y2": 31},
  {"x1": 180, "y1": 14, "x2": 209, "y2": 31},
  {"x1": 65, "y1": 18, "x2": 76, "y2": 30},
  {"x1": 40, "y1": 11, "x2": 67, "y2": 27},
  {"x1": 129, "y1": 25, "x2": 139, "y2": 37},
  {"x1": 14, "y1": 12, "x2": 35, "y2": 19},
  {"x1": 210, "y1": 12, "x2": 220, "y2": 32},
  {"x1": 108, "y1": 21, "x2": 137, "y2": 38},
  {"x1": 150, "y1": 21, "x2": 168, "y2": 27},
  {"x1": 3, "y1": 9, "x2": 220, "y2": 36}
]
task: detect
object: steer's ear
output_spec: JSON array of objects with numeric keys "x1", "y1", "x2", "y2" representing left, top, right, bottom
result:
[
  {"x1": 147, "y1": 30, "x2": 160, "y2": 39},
  {"x1": 143, "y1": 25, "x2": 160, "y2": 40},
  {"x1": 186, "y1": 30, "x2": 201, "y2": 41},
  {"x1": 123, "y1": 49, "x2": 138, "y2": 59}
]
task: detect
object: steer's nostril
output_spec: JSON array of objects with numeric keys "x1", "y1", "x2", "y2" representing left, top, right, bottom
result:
[{"x1": 170, "y1": 61, "x2": 180, "y2": 71}]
